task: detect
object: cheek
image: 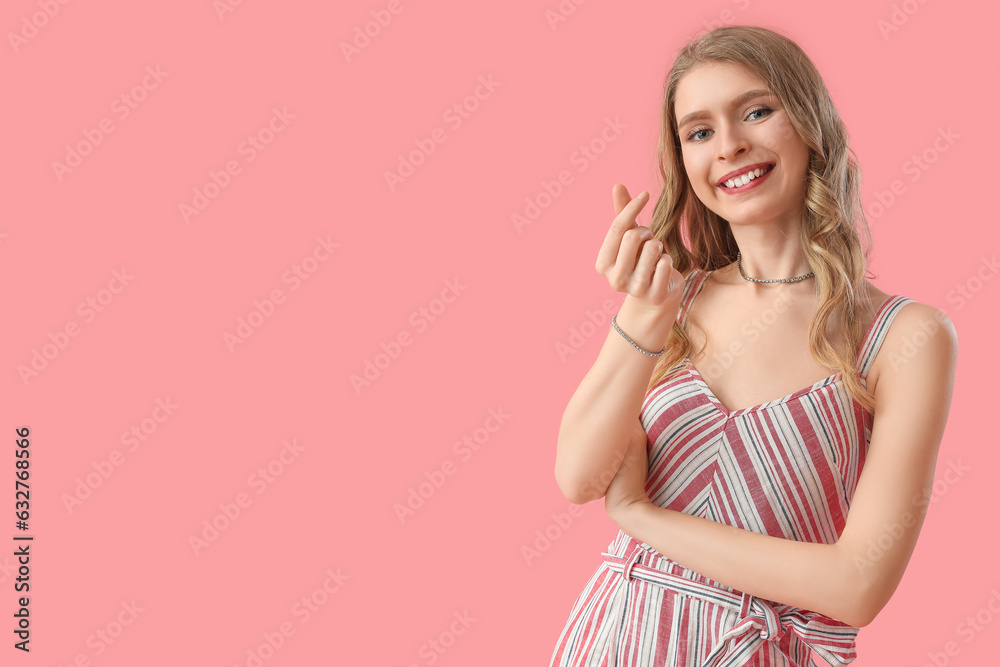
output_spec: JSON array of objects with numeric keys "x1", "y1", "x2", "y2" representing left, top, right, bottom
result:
[
  {"x1": 681, "y1": 152, "x2": 705, "y2": 184},
  {"x1": 760, "y1": 121, "x2": 796, "y2": 153}
]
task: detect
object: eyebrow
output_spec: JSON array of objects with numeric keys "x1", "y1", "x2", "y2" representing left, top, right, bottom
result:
[{"x1": 676, "y1": 89, "x2": 774, "y2": 130}]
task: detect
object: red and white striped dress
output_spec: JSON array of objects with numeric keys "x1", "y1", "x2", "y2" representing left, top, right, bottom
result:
[{"x1": 549, "y1": 268, "x2": 914, "y2": 667}]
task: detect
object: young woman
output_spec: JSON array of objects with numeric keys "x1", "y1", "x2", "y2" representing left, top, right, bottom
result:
[{"x1": 550, "y1": 25, "x2": 958, "y2": 667}]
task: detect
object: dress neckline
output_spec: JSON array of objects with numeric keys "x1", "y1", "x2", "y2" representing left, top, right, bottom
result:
[
  {"x1": 683, "y1": 357, "x2": 844, "y2": 419},
  {"x1": 682, "y1": 269, "x2": 896, "y2": 419}
]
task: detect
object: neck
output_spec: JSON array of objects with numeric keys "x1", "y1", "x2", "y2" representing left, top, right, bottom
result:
[{"x1": 727, "y1": 217, "x2": 812, "y2": 281}]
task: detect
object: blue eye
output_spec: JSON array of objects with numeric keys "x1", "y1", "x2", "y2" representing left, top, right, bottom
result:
[
  {"x1": 747, "y1": 106, "x2": 773, "y2": 121},
  {"x1": 684, "y1": 106, "x2": 774, "y2": 143}
]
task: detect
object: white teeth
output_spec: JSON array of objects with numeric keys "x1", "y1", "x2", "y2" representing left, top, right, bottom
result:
[{"x1": 723, "y1": 166, "x2": 769, "y2": 188}]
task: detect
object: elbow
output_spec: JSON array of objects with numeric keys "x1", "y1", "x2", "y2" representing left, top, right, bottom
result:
[
  {"x1": 837, "y1": 605, "x2": 875, "y2": 630},
  {"x1": 843, "y1": 604, "x2": 878, "y2": 629},
  {"x1": 839, "y1": 569, "x2": 892, "y2": 628},
  {"x1": 827, "y1": 545, "x2": 883, "y2": 628},
  {"x1": 561, "y1": 487, "x2": 596, "y2": 506},
  {"x1": 848, "y1": 585, "x2": 891, "y2": 628},
  {"x1": 554, "y1": 462, "x2": 603, "y2": 506},
  {"x1": 827, "y1": 535, "x2": 901, "y2": 628},
  {"x1": 826, "y1": 598, "x2": 873, "y2": 629}
]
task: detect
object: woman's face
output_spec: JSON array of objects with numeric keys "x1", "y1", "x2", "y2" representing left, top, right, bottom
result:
[{"x1": 674, "y1": 62, "x2": 811, "y2": 230}]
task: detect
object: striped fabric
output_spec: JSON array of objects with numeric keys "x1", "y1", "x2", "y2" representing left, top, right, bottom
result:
[{"x1": 549, "y1": 268, "x2": 914, "y2": 667}]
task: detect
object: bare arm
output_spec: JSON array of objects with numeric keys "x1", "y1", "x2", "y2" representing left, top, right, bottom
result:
[
  {"x1": 554, "y1": 297, "x2": 675, "y2": 504},
  {"x1": 606, "y1": 303, "x2": 958, "y2": 627},
  {"x1": 554, "y1": 184, "x2": 683, "y2": 504}
]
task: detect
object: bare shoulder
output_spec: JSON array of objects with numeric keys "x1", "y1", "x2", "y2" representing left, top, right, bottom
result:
[
  {"x1": 857, "y1": 280, "x2": 889, "y2": 321},
  {"x1": 843, "y1": 281, "x2": 889, "y2": 380},
  {"x1": 867, "y1": 293, "x2": 958, "y2": 398}
]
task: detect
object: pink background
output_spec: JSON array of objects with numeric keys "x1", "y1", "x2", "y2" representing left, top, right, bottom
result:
[{"x1": 2, "y1": 0, "x2": 996, "y2": 665}]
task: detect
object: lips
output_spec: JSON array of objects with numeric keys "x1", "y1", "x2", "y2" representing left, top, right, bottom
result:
[{"x1": 717, "y1": 163, "x2": 774, "y2": 188}]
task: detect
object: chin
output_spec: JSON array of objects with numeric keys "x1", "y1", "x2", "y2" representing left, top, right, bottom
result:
[
  {"x1": 711, "y1": 207, "x2": 766, "y2": 228},
  {"x1": 717, "y1": 199, "x2": 792, "y2": 228}
]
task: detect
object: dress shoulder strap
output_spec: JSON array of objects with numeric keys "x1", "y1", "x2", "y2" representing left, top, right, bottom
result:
[
  {"x1": 856, "y1": 295, "x2": 917, "y2": 376},
  {"x1": 677, "y1": 268, "x2": 711, "y2": 328}
]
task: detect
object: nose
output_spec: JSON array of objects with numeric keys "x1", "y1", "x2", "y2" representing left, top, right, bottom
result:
[{"x1": 715, "y1": 121, "x2": 750, "y2": 162}]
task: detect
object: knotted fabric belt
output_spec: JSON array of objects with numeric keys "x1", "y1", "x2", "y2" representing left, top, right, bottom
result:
[{"x1": 600, "y1": 540, "x2": 859, "y2": 666}]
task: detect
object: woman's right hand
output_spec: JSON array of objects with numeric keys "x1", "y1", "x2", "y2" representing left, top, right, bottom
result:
[{"x1": 595, "y1": 184, "x2": 685, "y2": 314}]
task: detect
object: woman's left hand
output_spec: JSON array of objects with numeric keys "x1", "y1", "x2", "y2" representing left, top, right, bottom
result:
[{"x1": 604, "y1": 427, "x2": 651, "y2": 520}]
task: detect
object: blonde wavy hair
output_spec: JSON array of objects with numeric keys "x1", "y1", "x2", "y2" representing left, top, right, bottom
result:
[{"x1": 646, "y1": 25, "x2": 877, "y2": 413}]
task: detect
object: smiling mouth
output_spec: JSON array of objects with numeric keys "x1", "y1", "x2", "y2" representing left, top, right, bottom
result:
[{"x1": 719, "y1": 164, "x2": 775, "y2": 189}]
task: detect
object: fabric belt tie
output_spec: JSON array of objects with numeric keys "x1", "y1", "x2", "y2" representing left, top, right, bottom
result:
[{"x1": 601, "y1": 544, "x2": 859, "y2": 666}]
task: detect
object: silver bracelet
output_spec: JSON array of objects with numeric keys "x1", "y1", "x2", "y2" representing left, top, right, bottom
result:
[{"x1": 611, "y1": 313, "x2": 665, "y2": 357}]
